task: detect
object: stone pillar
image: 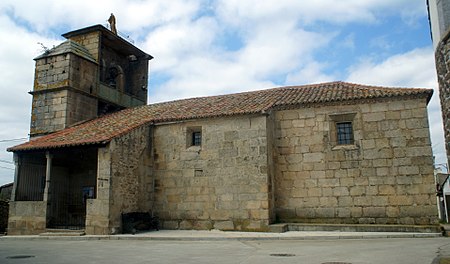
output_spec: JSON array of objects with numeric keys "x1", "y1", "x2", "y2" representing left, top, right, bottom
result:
[
  {"x1": 43, "y1": 152, "x2": 52, "y2": 202},
  {"x1": 10, "y1": 153, "x2": 20, "y2": 201}
]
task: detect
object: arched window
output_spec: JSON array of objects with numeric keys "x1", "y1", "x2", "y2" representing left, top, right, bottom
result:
[{"x1": 107, "y1": 65, "x2": 125, "y2": 92}]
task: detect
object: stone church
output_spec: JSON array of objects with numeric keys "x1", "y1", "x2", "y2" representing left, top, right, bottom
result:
[{"x1": 7, "y1": 24, "x2": 437, "y2": 235}]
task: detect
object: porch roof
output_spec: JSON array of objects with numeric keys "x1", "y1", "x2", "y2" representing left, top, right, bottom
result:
[{"x1": 8, "y1": 81, "x2": 433, "y2": 152}]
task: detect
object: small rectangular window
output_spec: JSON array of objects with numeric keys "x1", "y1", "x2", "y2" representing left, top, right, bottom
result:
[
  {"x1": 336, "y1": 122, "x2": 354, "y2": 145},
  {"x1": 187, "y1": 126, "x2": 202, "y2": 148},
  {"x1": 192, "y1": 131, "x2": 202, "y2": 146}
]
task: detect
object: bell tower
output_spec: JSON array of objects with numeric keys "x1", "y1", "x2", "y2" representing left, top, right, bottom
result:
[{"x1": 30, "y1": 24, "x2": 152, "y2": 137}]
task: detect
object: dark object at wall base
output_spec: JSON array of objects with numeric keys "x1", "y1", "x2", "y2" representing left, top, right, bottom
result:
[{"x1": 122, "y1": 212, "x2": 159, "y2": 234}]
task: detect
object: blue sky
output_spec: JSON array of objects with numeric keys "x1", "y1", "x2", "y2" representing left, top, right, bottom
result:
[{"x1": 0, "y1": 0, "x2": 446, "y2": 185}]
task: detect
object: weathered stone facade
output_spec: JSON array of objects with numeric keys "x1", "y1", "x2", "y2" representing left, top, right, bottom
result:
[
  {"x1": 31, "y1": 90, "x2": 98, "y2": 136},
  {"x1": 85, "y1": 125, "x2": 153, "y2": 235},
  {"x1": 8, "y1": 94, "x2": 438, "y2": 235},
  {"x1": 435, "y1": 31, "x2": 450, "y2": 166},
  {"x1": 152, "y1": 115, "x2": 272, "y2": 231},
  {"x1": 274, "y1": 99, "x2": 436, "y2": 225},
  {"x1": 81, "y1": 96, "x2": 436, "y2": 234},
  {"x1": 6, "y1": 25, "x2": 438, "y2": 235}
]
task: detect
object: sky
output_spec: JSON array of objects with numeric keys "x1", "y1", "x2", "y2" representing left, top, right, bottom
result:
[{"x1": 0, "y1": 0, "x2": 446, "y2": 185}]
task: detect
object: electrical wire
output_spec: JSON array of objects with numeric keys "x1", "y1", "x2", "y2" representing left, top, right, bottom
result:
[{"x1": 0, "y1": 137, "x2": 28, "y2": 143}]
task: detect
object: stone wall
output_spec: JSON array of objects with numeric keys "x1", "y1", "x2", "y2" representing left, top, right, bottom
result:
[
  {"x1": 30, "y1": 89, "x2": 97, "y2": 136},
  {"x1": 86, "y1": 125, "x2": 153, "y2": 235},
  {"x1": 435, "y1": 32, "x2": 450, "y2": 167},
  {"x1": 152, "y1": 115, "x2": 271, "y2": 231},
  {"x1": 274, "y1": 98, "x2": 437, "y2": 225},
  {"x1": 65, "y1": 90, "x2": 97, "y2": 127},
  {"x1": 31, "y1": 52, "x2": 98, "y2": 136},
  {"x1": 85, "y1": 147, "x2": 111, "y2": 235},
  {"x1": 7, "y1": 201, "x2": 46, "y2": 235},
  {"x1": 68, "y1": 31, "x2": 101, "y2": 62},
  {"x1": 107, "y1": 125, "x2": 153, "y2": 233},
  {"x1": 34, "y1": 54, "x2": 70, "y2": 92}
]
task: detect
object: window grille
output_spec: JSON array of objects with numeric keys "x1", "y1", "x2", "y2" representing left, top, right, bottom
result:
[
  {"x1": 336, "y1": 122, "x2": 354, "y2": 145},
  {"x1": 192, "y1": 131, "x2": 202, "y2": 146}
]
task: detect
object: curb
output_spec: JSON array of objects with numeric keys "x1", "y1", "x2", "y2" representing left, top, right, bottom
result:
[{"x1": 0, "y1": 233, "x2": 442, "y2": 241}]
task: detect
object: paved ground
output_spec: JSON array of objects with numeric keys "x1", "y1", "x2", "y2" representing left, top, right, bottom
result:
[
  {"x1": 0, "y1": 231, "x2": 449, "y2": 263},
  {"x1": 2, "y1": 229, "x2": 443, "y2": 241}
]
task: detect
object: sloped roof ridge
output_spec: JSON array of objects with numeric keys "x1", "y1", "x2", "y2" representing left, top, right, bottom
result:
[
  {"x1": 8, "y1": 81, "x2": 433, "y2": 152},
  {"x1": 34, "y1": 40, "x2": 97, "y2": 63}
]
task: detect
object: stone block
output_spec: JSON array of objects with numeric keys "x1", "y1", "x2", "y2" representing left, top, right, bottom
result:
[
  {"x1": 389, "y1": 195, "x2": 413, "y2": 206},
  {"x1": 307, "y1": 188, "x2": 321, "y2": 197},
  {"x1": 321, "y1": 187, "x2": 333, "y2": 196},
  {"x1": 338, "y1": 196, "x2": 353, "y2": 207},
  {"x1": 364, "y1": 112, "x2": 385, "y2": 122},
  {"x1": 358, "y1": 218, "x2": 376, "y2": 224},
  {"x1": 354, "y1": 196, "x2": 372, "y2": 206},
  {"x1": 162, "y1": 221, "x2": 180, "y2": 230},
  {"x1": 295, "y1": 208, "x2": 316, "y2": 218},
  {"x1": 279, "y1": 120, "x2": 293, "y2": 129},
  {"x1": 372, "y1": 196, "x2": 388, "y2": 206},
  {"x1": 292, "y1": 119, "x2": 305, "y2": 127},
  {"x1": 303, "y1": 153, "x2": 324, "y2": 163},
  {"x1": 378, "y1": 185, "x2": 396, "y2": 195},
  {"x1": 397, "y1": 176, "x2": 414, "y2": 185},
  {"x1": 244, "y1": 201, "x2": 261, "y2": 210},
  {"x1": 339, "y1": 177, "x2": 354, "y2": 186},
  {"x1": 210, "y1": 210, "x2": 231, "y2": 221},
  {"x1": 349, "y1": 186, "x2": 365, "y2": 196},
  {"x1": 319, "y1": 197, "x2": 338, "y2": 207},
  {"x1": 214, "y1": 221, "x2": 234, "y2": 230},
  {"x1": 318, "y1": 178, "x2": 339, "y2": 187},
  {"x1": 333, "y1": 187, "x2": 349, "y2": 196},
  {"x1": 316, "y1": 208, "x2": 335, "y2": 218},
  {"x1": 337, "y1": 208, "x2": 351, "y2": 218},
  {"x1": 399, "y1": 205, "x2": 437, "y2": 218},
  {"x1": 398, "y1": 166, "x2": 419, "y2": 175}
]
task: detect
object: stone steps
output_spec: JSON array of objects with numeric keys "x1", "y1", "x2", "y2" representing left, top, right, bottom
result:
[
  {"x1": 269, "y1": 223, "x2": 441, "y2": 233},
  {"x1": 39, "y1": 229, "x2": 85, "y2": 236}
]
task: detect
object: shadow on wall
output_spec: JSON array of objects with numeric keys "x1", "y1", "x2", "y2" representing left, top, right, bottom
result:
[{"x1": 0, "y1": 183, "x2": 13, "y2": 233}]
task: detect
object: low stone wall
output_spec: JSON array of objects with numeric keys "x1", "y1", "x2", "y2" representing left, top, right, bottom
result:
[
  {"x1": 7, "y1": 201, "x2": 47, "y2": 235},
  {"x1": 85, "y1": 199, "x2": 110, "y2": 235}
]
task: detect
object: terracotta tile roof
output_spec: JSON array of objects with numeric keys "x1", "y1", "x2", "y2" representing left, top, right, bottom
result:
[{"x1": 8, "y1": 81, "x2": 433, "y2": 152}]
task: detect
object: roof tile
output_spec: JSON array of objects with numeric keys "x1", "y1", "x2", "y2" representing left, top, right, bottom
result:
[{"x1": 8, "y1": 81, "x2": 433, "y2": 152}]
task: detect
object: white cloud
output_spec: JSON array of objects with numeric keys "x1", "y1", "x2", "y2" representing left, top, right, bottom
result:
[
  {"x1": 347, "y1": 48, "x2": 436, "y2": 87},
  {"x1": 215, "y1": 0, "x2": 425, "y2": 26},
  {"x1": 144, "y1": 3, "x2": 333, "y2": 103},
  {"x1": 143, "y1": 16, "x2": 219, "y2": 72},
  {"x1": 286, "y1": 61, "x2": 336, "y2": 85},
  {"x1": 0, "y1": 0, "x2": 203, "y2": 33},
  {"x1": 0, "y1": 14, "x2": 61, "y2": 185}
]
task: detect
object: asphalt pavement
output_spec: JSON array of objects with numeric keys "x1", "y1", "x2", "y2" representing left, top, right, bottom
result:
[{"x1": 0, "y1": 230, "x2": 449, "y2": 263}]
